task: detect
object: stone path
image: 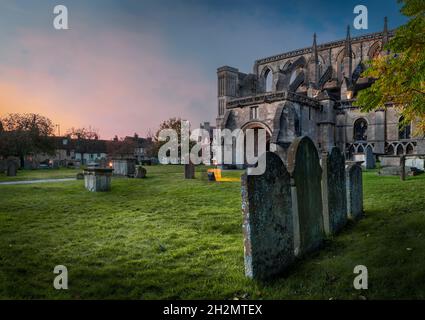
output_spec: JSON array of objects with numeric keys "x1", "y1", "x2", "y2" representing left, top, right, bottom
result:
[{"x1": 0, "y1": 178, "x2": 76, "y2": 185}]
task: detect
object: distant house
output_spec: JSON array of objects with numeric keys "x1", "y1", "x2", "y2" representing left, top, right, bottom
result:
[
  {"x1": 8, "y1": 134, "x2": 154, "y2": 168},
  {"x1": 122, "y1": 135, "x2": 155, "y2": 163},
  {"x1": 35, "y1": 136, "x2": 108, "y2": 166}
]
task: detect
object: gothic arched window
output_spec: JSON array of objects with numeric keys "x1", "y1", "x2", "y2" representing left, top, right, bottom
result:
[
  {"x1": 353, "y1": 118, "x2": 368, "y2": 141},
  {"x1": 294, "y1": 113, "x2": 301, "y2": 136},
  {"x1": 264, "y1": 68, "x2": 273, "y2": 92},
  {"x1": 398, "y1": 116, "x2": 411, "y2": 140}
]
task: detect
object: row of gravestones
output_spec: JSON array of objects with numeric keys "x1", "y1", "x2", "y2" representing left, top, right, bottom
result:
[{"x1": 241, "y1": 136, "x2": 363, "y2": 280}]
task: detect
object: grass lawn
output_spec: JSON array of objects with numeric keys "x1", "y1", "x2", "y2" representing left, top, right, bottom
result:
[
  {"x1": 1, "y1": 165, "x2": 425, "y2": 299},
  {"x1": 0, "y1": 167, "x2": 80, "y2": 182}
]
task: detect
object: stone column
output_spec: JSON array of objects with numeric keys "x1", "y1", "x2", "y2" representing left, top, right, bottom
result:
[{"x1": 374, "y1": 109, "x2": 386, "y2": 154}]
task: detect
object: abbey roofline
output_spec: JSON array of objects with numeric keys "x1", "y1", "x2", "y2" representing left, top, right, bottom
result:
[{"x1": 255, "y1": 29, "x2": 396, "y2": 66}]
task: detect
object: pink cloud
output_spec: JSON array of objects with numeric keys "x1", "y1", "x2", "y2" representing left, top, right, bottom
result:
[{"x1": 0, "y1": 26, "x2": 216, "y2": 138}]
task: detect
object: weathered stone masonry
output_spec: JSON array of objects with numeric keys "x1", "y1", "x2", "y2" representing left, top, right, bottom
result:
[{"x1": 217, "y1": 19, "x2": 425, "y2": 164}]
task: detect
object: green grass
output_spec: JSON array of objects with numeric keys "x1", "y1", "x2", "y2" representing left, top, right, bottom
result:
[
  {"x1": 0, "y1": 167, "x2": 80, "y2": 182},
  {"x1": 0, "y1": 166, "x2": 425, "y2": 299}
]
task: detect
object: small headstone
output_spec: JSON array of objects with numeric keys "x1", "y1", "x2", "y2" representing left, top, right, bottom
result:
[
  {"x1": 287, "y1": 136, "x2": 324, "y2": 256},
  {"x1": 207, "y1": 172, "x2": 216, "y2": 181},
  {"x1": 346, "y1": 164, "x2": 363, "y2": 220},
  {"x1": 6, "y1": 160, "x2": 17, "y2": 177},
  {"x1": 321, "y1": 147, "x2": 347, "y2": 236},
  {"x1": 52, "y1": 160, "x2": 60, "y2": 169},
  {"x1": 184, "y1": 163, "x2": 195, "y2": 179},
  {"x1": 0, "y1": 160, "x2": 6, "y2": 172},
  {"x1": 400, "y1": 155, "x2": 406, "y2": 181},
  {"x1": 135, "y1": 166, "x2": 147, "y2": 178},
  {"x1": 76, "y1": 172, "x2": 84, "y2": 180},
  {"x1": 365, "y1": 146, "x2": 375, "y2": 169},
  {"x1": 241, "y1": 151, "x2": 294, "y2": 280}
]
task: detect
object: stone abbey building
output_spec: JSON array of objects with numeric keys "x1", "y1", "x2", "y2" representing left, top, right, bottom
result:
[{"x1": 216, "y1": 18, "x2": 425, "y2": 162}]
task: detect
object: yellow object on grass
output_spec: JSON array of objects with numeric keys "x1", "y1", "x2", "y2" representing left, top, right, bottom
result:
[{"x1": 207, "y1": 168, "x2": 240, "y2": 182}]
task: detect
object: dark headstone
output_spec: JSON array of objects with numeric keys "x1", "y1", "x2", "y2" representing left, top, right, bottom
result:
[
  {"x1": 321, "y1": 147, "x2": 347, "y2": 236},
  {"x1": 241, "y1": 151, "x2": 294, "y2": 280},
  {"x1": 400, "y1": 155, "x2": 406, "y2": 181},
  {"x1": 346, "y1": 164, "x2": 363, "y2": 220},
  {"x1": 365, "y1": 146, "x2": 375, "y2": 169},
  {"x1": 76, "y1": 172, "x2": 84, "y2": 180},
  {"x1": 6, "y1": 160, "x2": 17, "y2": 177},
  {"x1": 207, "y1": 172, "x2": 216, "y2": 181},
  {"x1": 135, "y1": 166, "x2": 147, "y2": 178},
  {"x1": 0, "y1": 160, "x2": 6, "y2": 172},
  {"x1": 52, "y1": 160, "x2": 60, "y2": 169},
  {"x1": 184, "y1": 163, "x2": 195, "y2": 179},
  {"x1": 287, "y1": 136, "x2": 324, "y2": 256}
]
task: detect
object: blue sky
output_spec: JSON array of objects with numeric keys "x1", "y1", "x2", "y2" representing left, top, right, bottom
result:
[{"x1": 0, "y1": 0, "x2": 406, "y2": 138}]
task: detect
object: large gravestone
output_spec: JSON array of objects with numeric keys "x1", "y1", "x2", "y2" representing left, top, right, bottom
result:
[
  {"x1": 241, "y1": 151, "x2": 294, "y2": 280},
  {"x1": 321, "y1": 147, "x2": 347, "y2": 236},
  {"x1": 346, "y1": 164, "x2": 363, "y2": 220},
  {"x1": 287, "y1": 136, "x2": 324, "y2": 256},
  {"x1": 365, "y1": 146, "x2": 375, "y2": 169},
  {"x1": 6, "y1": 160, "x2": 17, "y2": 177},
  {"x1": 184, "y1": 163, "x2": 195, "y2": 179}
]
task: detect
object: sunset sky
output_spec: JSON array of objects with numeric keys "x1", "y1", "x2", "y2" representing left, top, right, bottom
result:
[{"x1": 0, "y1": 0, "x2": 406, "y2": 139}]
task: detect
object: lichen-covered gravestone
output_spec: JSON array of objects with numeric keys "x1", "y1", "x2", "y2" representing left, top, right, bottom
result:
[
  {"x1": 321, "y1": 147, "x2": 347, "y2": 235},
  {"x1": 287, "y1": 136, "x2": 324, "y2": 256},
  {"x1": 6, "y1": 160, "x2": 17, "y2": 177},
  {"x1": 184, "y1": 163, "x2": 195, "y2": 179},
  {"x1": 365, "y1": 146, "x2": 375, "y2": 169},
  {"x1": 241, "y1": 151, "x2": 294, "y2": 280},
  {"x1": 346, "y1": 164, "x2": 363, "y2": 220}
]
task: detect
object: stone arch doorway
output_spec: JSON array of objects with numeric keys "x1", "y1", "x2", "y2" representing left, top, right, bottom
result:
[{"x1": 241, "y1": 122, "x2": 272, "y2": 157}]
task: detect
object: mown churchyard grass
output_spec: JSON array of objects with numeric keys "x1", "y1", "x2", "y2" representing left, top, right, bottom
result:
[
  {"x1": 0, "y1": 167, "x2": 80, "y2": 182},
  {"x1": 0, "y1": 165, "x2": 425, "y2": 299}
]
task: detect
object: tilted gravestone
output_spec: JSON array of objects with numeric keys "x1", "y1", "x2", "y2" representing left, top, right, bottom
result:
[
  {"x1": 346, "y1": 164, "x2": 363, "y2": 220},
  {"x1": 321, "y1": 147, "x2": 347, "y2": 236},
  {"x1": 184, "y1": 163, "x2": 195, "y2": 179},
  {"x1": 241, "y1": 151, "x2": 294, "y2": 280},
  {"x1": 365, "y1": 145, "x2": 375, "y2": 169},
  {"x1": 287, "y1": 136, "x2": 324, "y2": 256},
  {"x1": 6, "y1": 160, "x2": 17, "y2": 177}
]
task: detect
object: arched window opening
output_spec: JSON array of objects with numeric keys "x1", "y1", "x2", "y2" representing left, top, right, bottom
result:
[
  {"x1": 294, "y1": 113, "x2": 301, "y2": 136},
  {"x1": 396, "y1": 144, "x2": 404, "y2": 155},
  {"x1": 353, "y1": 118, "x2": 368, "y2": 141},
  {"x1": 289, "y1": 68, "x2": 300, "y2": 85},
  {"x1": 387, "y1": 145, "x2": 394, "y2": 155},
  {"x1": 358, "y1": 145, "x2": 364, "y2": 153},
  {"x1": 406, "y1": 144, "x2": 414, "y2": 155},
  {"x1": 348, "y1": 145, "x2": 355, "y2": 159},
  {"x1": 265, "y1": 68, "x2": 273, "y2": 92},
  {"x1": 398, "y1": 116, "x2": 411, "y2": 140}
]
